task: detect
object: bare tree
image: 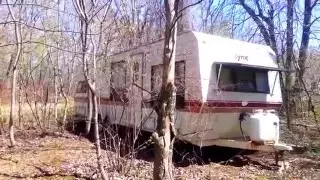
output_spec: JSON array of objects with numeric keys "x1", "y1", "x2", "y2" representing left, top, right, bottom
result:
[
  {"x1": 153, "y1": 1, "x2": 203, "y2": 179},
  {"x1": 295, "y1": 0, "x2": 319, "y2": 87},
  {"x1": 6, "y1": 0, "x2": 24, "y2": 147},
  {"x1": 73, "y1": 0, "x2": 108, "y2": 179},
  {"x1": 238, "y1": 0, "x2": 292, "y2": 128},
  {"x1": 293, "y1": 0, "x2": 319, "y2": 126},
  {"x1": 235, "y1": 0, "x2": 319, "y2": 128},
  {"x1": 286, "y1": 0, "x2": 295, "y2": 129},
  {"x1": 153, "y1": 0, "x2": 179, "y2": 179},
  {"x1": 197, "y1": 0, "x2": 228, "y2": 34}
]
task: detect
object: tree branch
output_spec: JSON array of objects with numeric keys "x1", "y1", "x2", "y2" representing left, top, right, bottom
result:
[{"x1": 238, "y1": 0, "x2": 271, "y2": 45}]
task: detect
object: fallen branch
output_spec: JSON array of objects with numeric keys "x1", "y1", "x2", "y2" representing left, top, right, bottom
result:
[{"x1": 0, "y1": 170, "x2": 89, "y2": 179}]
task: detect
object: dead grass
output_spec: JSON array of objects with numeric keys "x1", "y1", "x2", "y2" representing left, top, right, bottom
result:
[
  {"x1": 0, "y1": 100, "x2": 74, "y2": 134},
  {"x1": 0, "y1": 133, "x2": 94, "y2": 179},
  {"x1": 0, "y1": 130, "x2": 319, "y2": 179}
]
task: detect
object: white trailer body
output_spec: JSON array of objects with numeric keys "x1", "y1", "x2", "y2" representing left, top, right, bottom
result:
[{"x1": 74, "y1": 31, "x2": 291, "y2": 152}]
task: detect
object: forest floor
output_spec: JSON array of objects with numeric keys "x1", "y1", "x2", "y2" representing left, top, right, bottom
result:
[{"x1": 0, "y1": 126, "x2": 319, "y2": 180}]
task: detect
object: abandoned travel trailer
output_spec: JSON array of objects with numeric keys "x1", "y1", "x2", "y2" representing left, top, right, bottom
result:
[{"x1": 74, "y1": 31, "x2": 292, "y2": 154}]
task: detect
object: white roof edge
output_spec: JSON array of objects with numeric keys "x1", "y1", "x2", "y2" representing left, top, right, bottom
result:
[{"x1": 190, "y1": 31, "x2": 275, "y2": 54}]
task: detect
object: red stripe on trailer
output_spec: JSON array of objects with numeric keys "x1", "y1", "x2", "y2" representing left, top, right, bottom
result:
[
  {"x1": 74, "y1": 96, "x2": 282, "y2": 113},
  {"x1": 186, "y1": 101, "x2": 281, "y2": 113},
  {"x1": 181, "y1": 104, "x2": 281, "y2": 113},
  {"x1": 186, "y1": 100, "x2": 282, "y2": 107},
  {"x1": 74, "y1": 96, "x2": 127, "y2": 106}
]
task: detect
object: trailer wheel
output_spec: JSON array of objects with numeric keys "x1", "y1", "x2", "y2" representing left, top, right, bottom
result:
[
  {"x1": 275, "y1": 150, "x2": 285, "y2": 165},
  {"x1": 117, "y1": 125, "x2": 135, "y2": 157},
  {"x1": 102, "y1": 124, "x2": 135, "y2": 157}
]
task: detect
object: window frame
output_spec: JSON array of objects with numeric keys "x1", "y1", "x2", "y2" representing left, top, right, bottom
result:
[
  {"x1": 110, "y1": 60, "x2": 129, "y2": 102},
  {"x1": 151, "y1": 64, "x2": 163, "y2": 97},
  {"x1": 76, "y1": 80, "x2": 88, "y2": 93},
  {"x1": 216, "y1": 64, "x2": 270, "y2": 94},
  {"x1": 151, "y1": 61, "x2": 186, "y2": 109}
]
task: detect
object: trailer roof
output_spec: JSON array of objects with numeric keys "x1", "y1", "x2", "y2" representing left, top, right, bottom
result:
[
  {"x1": 109, "y1": 31, "x2": 275, "y2": 57},
  {"x1": 109, "y1": 30, "x2": 192, "y2": 56},
  {"x1": 193, "y1": 31, "x2": 274, "y2": 51}
]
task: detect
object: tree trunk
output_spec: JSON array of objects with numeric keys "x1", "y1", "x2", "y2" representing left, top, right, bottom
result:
[
  {"x1": 18, "y1": 80, "x2": 22, "y2": 129},
  {"x1": 294, "y1": 0, "x2": 313, "y2": 92},
  {"x1": 6, "y1": 0, "x2": 23, "y2": 147},
  {"x1": 153, "y1": 0, "x2": 179, "y2": 179},
  {"x1": 9, "y1": 68, "x2": 17, "y2": 147},
  {"x1": 177, "y1": 0, "x2": 190, "y2": 32},
  {"x1": 285, "y1": 0, "x2": 295, "y2": 129},
  {"x1": 61, "y1": 92, "x2": 68, "y2": 133},
  {"x1": 73, "y1": 1, "x2": 108, "y2": 179},
  {"x1": 85, "y1": 89, "x2": 93, "y2": 134},
  {"x1": 91, "y1": 87, "x2": 107, "y2": 180},
  {"x1": 54, "y1": 69, "x2": 58, "y2": 126}
]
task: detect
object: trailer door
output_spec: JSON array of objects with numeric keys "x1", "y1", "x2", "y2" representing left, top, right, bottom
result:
[{"x1": 130, "y1": 53, "x2": 144, "y2": 130}]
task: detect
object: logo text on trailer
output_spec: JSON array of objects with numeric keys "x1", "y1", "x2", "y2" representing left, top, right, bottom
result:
[{"x1": 235, "y1": 55, "x2": 248, "y2": 62}]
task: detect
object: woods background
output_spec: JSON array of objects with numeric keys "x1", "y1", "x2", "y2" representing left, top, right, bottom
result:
[{"x1": 0, "y1": 0, "x2": 320, "y2": 179}]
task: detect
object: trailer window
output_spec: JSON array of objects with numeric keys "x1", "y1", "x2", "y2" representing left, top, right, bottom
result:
[
  {"x1": 133, "y1": 61, "x2": 140, "y2": 83},
  {"x1": 151, "y1": 64, "x2": 163, "y2": 95},
  {"x1": 110, "y1": 61, "x2": 129, "y2": 102},
  {"x1": 151, "y1": 61, "x2": 185, "y2": 109},
  {"x1": 175, "y1": 61, "x2": 186, "y2": 108},
  {"x1": 76, "y1": 81, "x2": 87, "y2": 93},
  {"x1": 216, "y1": 65, "x2": 269, "y2": 93}
]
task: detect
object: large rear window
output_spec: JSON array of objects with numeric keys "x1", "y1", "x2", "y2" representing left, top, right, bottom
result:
[{"x1": 216, "y1": 64, "x2": 270, "y2": 93}]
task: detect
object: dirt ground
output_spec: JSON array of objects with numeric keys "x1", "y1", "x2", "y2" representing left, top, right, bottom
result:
[{"x1": 0, "y1": 130, "x2": 319, "y2": 180}]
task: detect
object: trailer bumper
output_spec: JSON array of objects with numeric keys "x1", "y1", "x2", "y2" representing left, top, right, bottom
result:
[{"x1": 190, "y1": 139, "x2": 292, "y2": 152}]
